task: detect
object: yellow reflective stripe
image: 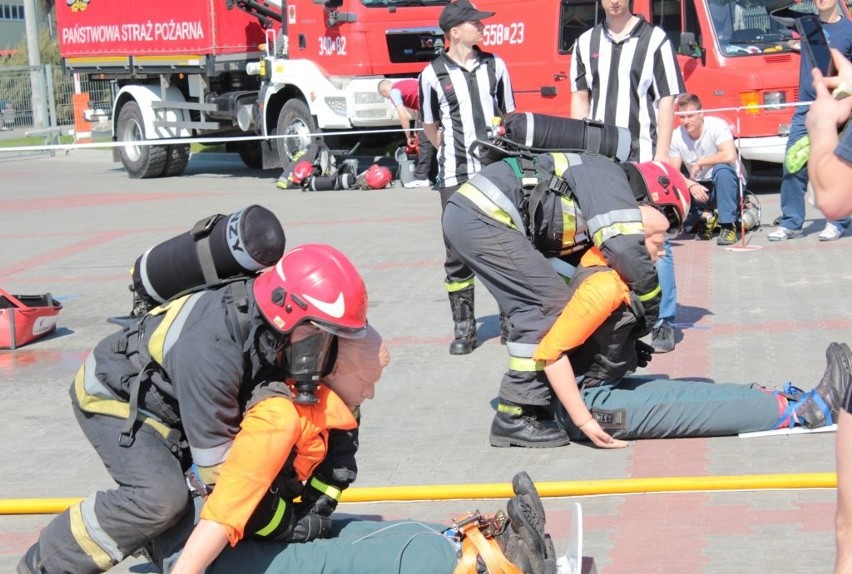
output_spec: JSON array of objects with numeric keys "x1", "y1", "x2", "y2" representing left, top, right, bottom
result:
[
  {"x1": 445, "y1": 278, "x2": 475, "y2": 293},
  {"x1": 560, "y1": 196, "x2": 578, "y2": 249},
  {"x1": 310, "y1": 476, "x2": 343, "y2": 501},
  {"x1": 637, "y1": 284, "x2": 662, "y2": 302},
  {"x1": 497, "y1": 403, "x2": 523, "y2": 416},
  {"x1": 148, "y1": 294, "x2": 193, "y2": 364},
  {"x1": 592, "y1": 221, "x2": 646, "y2": 246},
  {"x1": 255, "y1": 498, "x2": 287, "y2": 537},
  {"x1": 74, "y1": 366, "x2": 173, "y2": 440},
  {"x1": 457, "y1": 185, "x2": 517, "y2": 229},
  {"x1": 69, "y1": 503, "x2": 113, "y2": 570},
  {"x1": 508, "y1": 356, "x2": 545, "y2": 372},
  {"x1": 551, "y1": 152, "x2": 570, "y2": 176}
]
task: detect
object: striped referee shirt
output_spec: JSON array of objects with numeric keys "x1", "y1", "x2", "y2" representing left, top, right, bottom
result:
[
  {"x1": 570, "y1": 18, "x2": 684, "y2": 162},
  {"x1": 420, "y1": 48, "x2": 515, "y2": 188}
]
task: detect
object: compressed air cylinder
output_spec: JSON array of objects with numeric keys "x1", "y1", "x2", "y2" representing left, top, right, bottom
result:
[
  {"x1": 502, "y1": 112, "x2": 632, "y2": 163},
  {"x1": 132, "y1": 204, "x2": 286, "y2": 306}
]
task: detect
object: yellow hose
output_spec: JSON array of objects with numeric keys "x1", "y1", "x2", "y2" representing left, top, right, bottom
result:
[{"x1": 0, "y1": 473, "x2": 836, "y2": 516}]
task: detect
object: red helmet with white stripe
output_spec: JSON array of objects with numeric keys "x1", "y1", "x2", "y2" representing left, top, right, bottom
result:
[
  {"x1": 627, "y1": 161, "x2": 691, "y2": 234},
  {"x1": 253, "y1": 244, "x2": 368, "y2": 339}
]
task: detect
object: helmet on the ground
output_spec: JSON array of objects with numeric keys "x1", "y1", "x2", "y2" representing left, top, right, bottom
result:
[
  {"x1": 291, "y1": 160, "x2": 316, "y2": 185},
  {"x1": 253, "y1": 243, "x2": 368, "y2": 339},
  {"x1": 626, "y1": 161, "x2": 691, "y2": 234},
  {"x1": 364, "y1": 164, "x2": 392, "y2": 189}
]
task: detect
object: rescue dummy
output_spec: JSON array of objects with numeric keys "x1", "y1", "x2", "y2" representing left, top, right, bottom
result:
[
  {"x1": 19, "y1": 243, "x2": 376, "y2": 574},
  {"x1": 161, "y1": 471, "x2": 559, "y2": 574},
  {"x1": 442, "y1": 152, "x2": 689, "y2": 448},
  {"x1": 535, "y1": 205, "x2": 852, "y2": 446}
]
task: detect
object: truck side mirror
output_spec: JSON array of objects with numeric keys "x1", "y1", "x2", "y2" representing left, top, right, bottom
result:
[{"x1": 679, "y1": 31, "x2": 705, "y2": 62}]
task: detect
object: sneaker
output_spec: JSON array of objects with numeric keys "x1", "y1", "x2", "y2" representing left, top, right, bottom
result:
[
  {"x1": 819, "y1": 222, "x2": 844, "y2": 241},
  {"x1": 767, "y1": 226, "x2": 802, "y2": 241},
  {"x1": 651, "y1": 320, "x2": 675, "y2": 353},
  {"x1": 716, "y1": 228, "x2": 737, "y2": 246},
  {"x1": 698, "y1": 211, "x2": 719, "y2": 240},
  {"x1": 403, "y1": 179, "x2": 431, "y2": 189},
  {"x1": 794, "y1": 342, "x2": 852, "y2": 428}
]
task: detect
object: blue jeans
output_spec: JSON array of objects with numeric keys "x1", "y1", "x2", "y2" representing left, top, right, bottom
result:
[
  {"x1": 655, "y1": 238, "x2": 675, "y2": 326},
  {"x1": 780, "y1": 118, "x2": 851, "y2": 232},
  {"x1": 692, "y1": 164, "x2": 740, "y2": 225}
]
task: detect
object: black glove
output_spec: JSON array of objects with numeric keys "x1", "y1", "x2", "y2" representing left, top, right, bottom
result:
[
  {"x1": 628, "y1": 290, "x2": 661, "y2": 339},
  {"x1": 635, "y1": 340, "x2": 654, "y2": 368},
  {"x1": 289, "y1": 511, "x2": 332, "y2": 542}
]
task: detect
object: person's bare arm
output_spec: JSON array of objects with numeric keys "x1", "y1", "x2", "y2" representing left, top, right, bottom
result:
[
  {"x1": 395, "y1": 104, "x2": 413, "y2": 140},
  {"x1": 836, "y1": 410, "x2": 852, "y2": 573},
  {"x1": 543, "y1": 357, "x2": 628, "y2": 449},
  {"x1": 423, "y1": 122, "x2": 441, "y2": 149},
  {"x1": 653, "y1": 95, "x2": 676, "y2": 162},
  {"x1": 691, "y1": 138, "x2": 737, "y2": 175},
  {"x1": 171, "y1": 519, "x2": 229, "y2": 574},
  {"x1": 807, "y1": 58, "x2": 852, "y2": 220},
  {"x1": 571, "y1": 91, "x2": 590, "y2": 120}
]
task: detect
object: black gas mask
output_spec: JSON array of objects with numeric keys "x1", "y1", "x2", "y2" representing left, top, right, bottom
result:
[{"x1": 284, "y1": 323, "x2": 337, "y2": 405}]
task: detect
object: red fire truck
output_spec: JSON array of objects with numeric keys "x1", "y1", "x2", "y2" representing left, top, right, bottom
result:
[
  {"x1": 56, "y1": 0, "x2": 448, "y2": 178},
  {"x1": 477, "y1": 0, "x2": 822, "y2": 176}
]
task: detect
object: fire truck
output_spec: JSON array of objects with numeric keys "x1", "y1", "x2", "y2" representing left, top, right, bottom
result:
[
  {"x1": 477, "y1": 0, "x2": 823, "y2": 177},
  {"x1": 56, "y1": 0, "x2": 447, "y2": 178}
]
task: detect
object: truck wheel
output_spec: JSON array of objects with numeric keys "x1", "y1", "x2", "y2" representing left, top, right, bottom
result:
[
  {"x1": 276, "y1": 99, "x2": 317, "y2": 167},
  {"x1": 116, "y1": 101, "x2": 167, "y2": 179},
  {"x1": 162, "y1": 144, "x2": 191, "y2": 177},
  {"x1": 237, "y1": 140, "x2": 263, "y2": 169}
]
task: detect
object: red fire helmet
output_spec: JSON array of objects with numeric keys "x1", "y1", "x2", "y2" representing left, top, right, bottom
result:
[{"x1": 252, "y1": 243, "x2": 368, "y2": 339}]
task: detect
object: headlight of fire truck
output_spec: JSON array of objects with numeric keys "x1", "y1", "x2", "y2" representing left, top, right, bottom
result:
[{"x1": 763, "y1": 91, "x2": 786, "y2": 111}]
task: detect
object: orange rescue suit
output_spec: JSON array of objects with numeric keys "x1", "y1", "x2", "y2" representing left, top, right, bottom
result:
[
  {"x1": 534, "y1": 247, "x2": 631, "y2": 362},
  {"x1": 200, "y1": 383, "x2": 358, "y2": 545}
]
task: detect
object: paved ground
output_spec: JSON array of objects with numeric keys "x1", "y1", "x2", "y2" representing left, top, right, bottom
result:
[{"x1": 0, "y1": 150, "x2": 849, "y2": 573}]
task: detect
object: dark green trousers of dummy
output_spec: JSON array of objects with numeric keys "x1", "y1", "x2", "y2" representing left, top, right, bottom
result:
[
  {"x1": 154, "y1": 498, "x2": 459, "y2": 574},
  {"x1": 564, "y1": 376, "x2": 781, "y2": 440}
]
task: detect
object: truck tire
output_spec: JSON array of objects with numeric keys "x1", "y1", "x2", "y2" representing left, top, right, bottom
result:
[
  {"x1": 276, "y1": 99, "x2": 317, "y2": 167},
  {"x1": 162, "y1": 144, "x2": 191, "y2": 177},
  {"x1": 117, "y1": 101, "x2": 167, "y2": 179},
  {"x1": 237, "y1": 140, "x2": 263, "y2": 169}
]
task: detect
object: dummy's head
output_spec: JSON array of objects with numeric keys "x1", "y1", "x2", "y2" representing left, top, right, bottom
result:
[
  {"x1": 639, "y1": 204, "x2": 669, "y2": 263},
  {"x1": 377, "y1": 79, "x2": 392, "y2": 99},
  {"x1": 323, "y1": 324, "x2": 390, "y2": 409}
]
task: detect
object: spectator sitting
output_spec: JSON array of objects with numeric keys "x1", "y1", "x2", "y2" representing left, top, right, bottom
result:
[{"x1": 668, "y1": 93, "x2": 744, "y2": 246}]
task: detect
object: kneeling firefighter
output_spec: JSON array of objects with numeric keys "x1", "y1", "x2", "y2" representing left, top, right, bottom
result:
[
  {"x1": 442, "y1": 152, "x2": 690, "y2": 448},
  {"x1": 19, "y1": 243, "x2": 372, "y2": 574}
]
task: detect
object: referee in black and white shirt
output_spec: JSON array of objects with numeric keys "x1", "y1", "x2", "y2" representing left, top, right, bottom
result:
[
  {"x1": 569, "y1": 0, "x2": 685, "y2": 355},
  {"x1": 419, "y1": 0, "x2": 515, "y2": 356}
]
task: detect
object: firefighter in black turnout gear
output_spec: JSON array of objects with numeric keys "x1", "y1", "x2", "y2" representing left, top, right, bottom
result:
[
  {"x1": 442, "y1": 152, "x2": 690, "y2": 447},
  {"x1": 19, "y1": 244, "x2": 373, "y2": 574}
]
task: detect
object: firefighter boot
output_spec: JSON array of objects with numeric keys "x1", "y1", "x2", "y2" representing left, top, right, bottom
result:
[
  {"x1": 511, "y1": 472, "x2": 557, "y2": 573},
  {"x1": 496, "y1": 493, "x2": 557, "y2": 574},
  {"x1": 795, "y1": 342, "x2": 852, "y2": 428},
  {"x1": 17, "y1": 543, "x2": 47, "y2": 574},
  {"x1": 449, "y1": 287, "x2": 477, "y2": 355},
  {"x1": 490, "y1": 404, "x2": 571, "y2": 448}
]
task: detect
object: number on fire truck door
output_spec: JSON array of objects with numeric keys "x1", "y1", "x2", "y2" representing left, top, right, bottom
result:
[
  {"x1": 481, "y1": 23, "x2": 525, "y2": 46},
  {"x1": 318, "y1": 36, "x2": 347, "y2": 56}
]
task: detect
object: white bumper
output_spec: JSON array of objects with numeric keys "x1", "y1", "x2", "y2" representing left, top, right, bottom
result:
[{"x1": 737, "y1": 136, "x2": 788, "y2": 164}]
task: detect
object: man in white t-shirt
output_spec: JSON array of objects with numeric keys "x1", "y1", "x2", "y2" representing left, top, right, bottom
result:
[{"x1": 668, "y1": 93, "x2": 743, "y2": 246}]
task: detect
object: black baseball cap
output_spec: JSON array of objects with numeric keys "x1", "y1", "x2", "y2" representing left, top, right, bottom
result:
[{"x1": 438, "y1": 0, "x2": 495, "y2": 33}]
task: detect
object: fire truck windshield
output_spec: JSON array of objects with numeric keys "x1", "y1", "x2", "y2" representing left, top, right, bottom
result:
[{"x1": 708, "y1": 0, "x2": 799, "y2": 56}]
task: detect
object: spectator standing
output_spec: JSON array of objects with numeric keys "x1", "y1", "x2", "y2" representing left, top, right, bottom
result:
[
  {"x1": 377, "y1": 79, "x2": 437, "y2": 188},
  {"x1": 419, "y1": 0, "x2": 515, "y2": 356},
  {"x1": 569, "y1": 0, "x2": 685, "y2": 354},
  {"x1": 669, "y1": 93, "x2": 744, "y2": 246},
  {"x1": 768, "y1": 0, "x2": 852, "y2": 242}
]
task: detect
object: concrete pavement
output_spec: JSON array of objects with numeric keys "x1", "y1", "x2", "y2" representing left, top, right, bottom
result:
[{"x1": 0, "y1": 150, "x2": 848, "y2": 573}]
